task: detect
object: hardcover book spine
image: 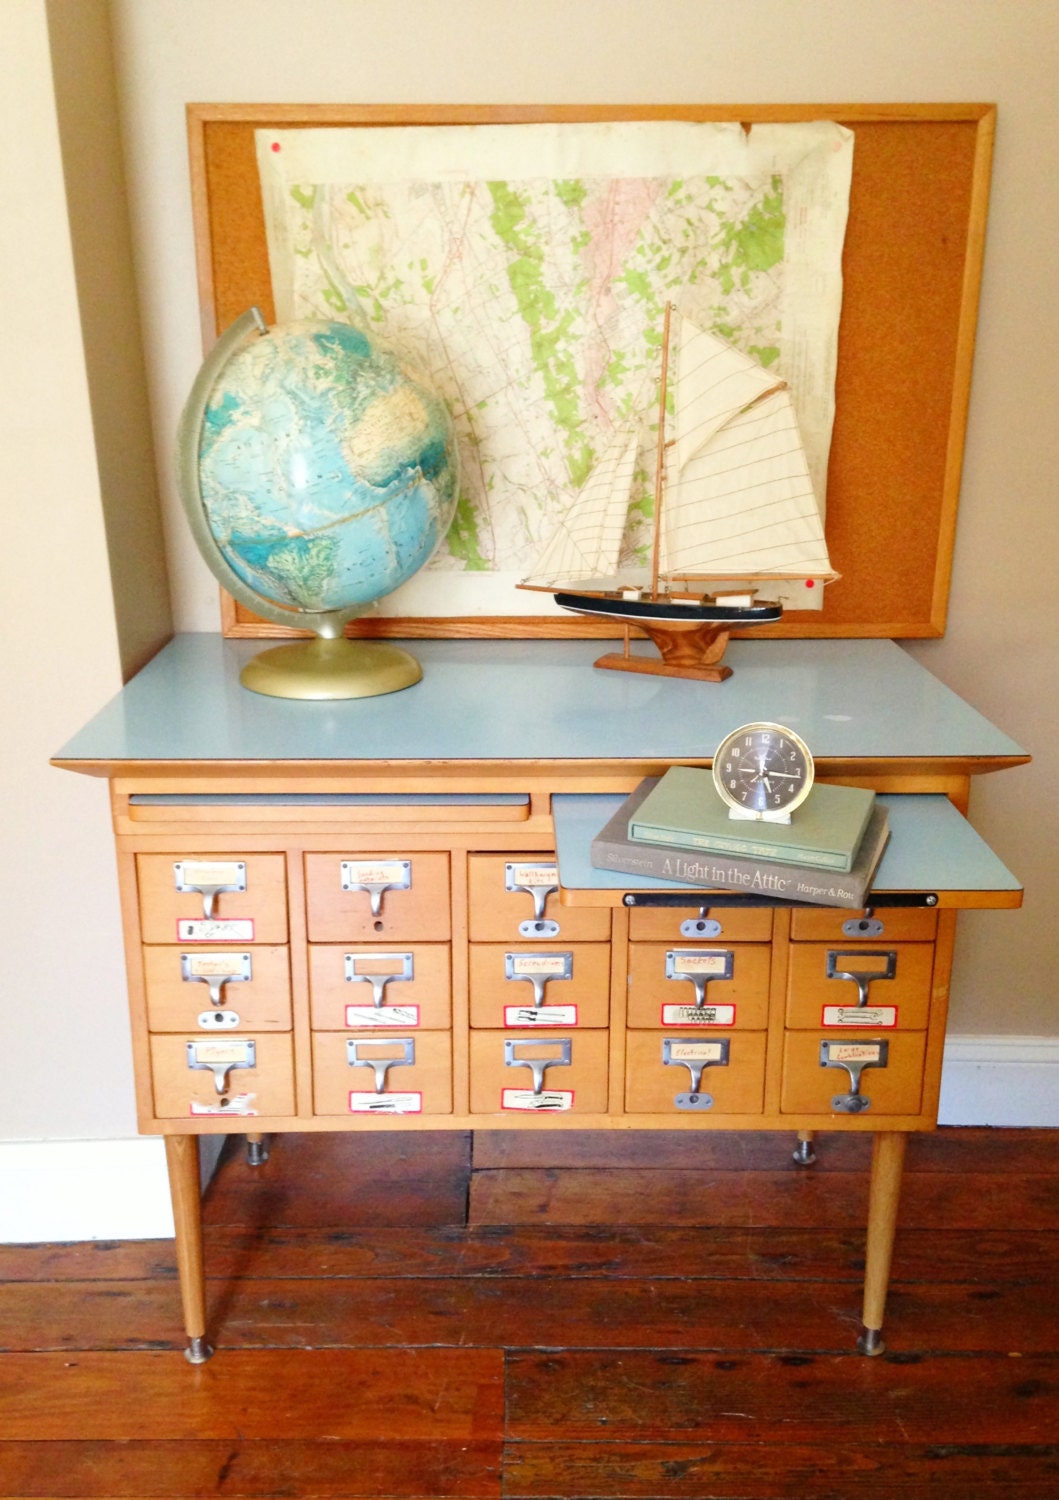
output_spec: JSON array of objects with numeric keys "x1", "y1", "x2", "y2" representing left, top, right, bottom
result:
[
  {"x1": 590, "y1": 838, "x2": 874, "y2": 908},
  {"x1": 626, "y1": 822, "x2": 849, "y2": 871}
]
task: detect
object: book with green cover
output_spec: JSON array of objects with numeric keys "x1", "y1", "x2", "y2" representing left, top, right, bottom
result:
[{"x1": 627, "y1": 766, "x2": 876, "y2": 873}]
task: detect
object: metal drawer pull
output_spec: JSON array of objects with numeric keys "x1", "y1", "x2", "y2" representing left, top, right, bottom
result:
[
  {"x1": 826, "y1": 950, "x2": 897, "y2": 1007},
  {"x1": 180, "y1": 951, "x2": 252, "y2": 1007},
  {"x1": 344, "y1": 951, "x2": 414, "y2": 1008},
  {"x1": 345, "y1": 1037, "x2": 415, "y2": 1094},
  {"x1": 186, "y1": 1038, "x2": 256, "y2": 1094},
  {"x1": 820, "y1": 1039, "x2": 889, "y2": 1113},
  {"x1": 662, "y1": 1037, "x2": 730, "y2": 1110},
  {"x1": 340, "y1": 860, "x2": 412, "y2": 917},
  {"x1": 504, "y1": 951, "x2": 572, "y2": 1008},
  {"x1": 505, "y1": 862, "x2": 561, "y2": 937},
  {"x1": 504, "y1": 1037, "x2": 571, "y2": 1095},
  {"x1": 173, "y1": 861, "x2": 246, "y2": 921},
  {"x1": 665, "y1": 948, "x2": 734, "y2": 1007},
  {"x1": 680, "y1": 907, "x2": 723, "y2": 939}
]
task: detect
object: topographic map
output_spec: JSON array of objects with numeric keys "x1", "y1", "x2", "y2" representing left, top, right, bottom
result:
[{"x1": 257, "y1": 121, "x2": 853, "y2": 616}]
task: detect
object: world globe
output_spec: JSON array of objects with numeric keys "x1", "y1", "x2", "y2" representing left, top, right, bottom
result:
[{"x1": 176, "y1": 309, "x2": 459, "y2": 699}]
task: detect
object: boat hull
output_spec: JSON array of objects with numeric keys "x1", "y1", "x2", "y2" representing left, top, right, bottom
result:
[{"x1": 553, "y1": 591, "x2": 783, "y2": 626}]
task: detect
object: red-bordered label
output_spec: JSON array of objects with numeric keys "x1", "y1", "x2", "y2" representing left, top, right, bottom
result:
[
  {"x1": 660, "y1": 1002, "x2": 736, "y2": 1026},
  {"x1": 821, "y1": 1004, "x2": 898, "y2": 1028}
]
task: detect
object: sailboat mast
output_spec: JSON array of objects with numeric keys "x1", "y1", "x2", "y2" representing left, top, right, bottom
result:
[{"x1": 649, "y1": 302, "x2": 673, "y2": 601}]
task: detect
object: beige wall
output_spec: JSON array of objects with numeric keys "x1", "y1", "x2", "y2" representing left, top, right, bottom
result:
[{"x1": 110, "y1": 0, "x2": 1057, "y2": 1038}]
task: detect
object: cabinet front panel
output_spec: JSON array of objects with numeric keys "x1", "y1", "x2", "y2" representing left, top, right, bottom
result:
[
  {"x1": 150, "y1": 1033, "x2": 295, "y2": 1119},
  {"x1": 469, "y1": 942, "x2": 611, "y2": 1029},
  {"x1": 785, "y1": 943, "x2": 934, "y2": 1031},
  {"x1": 789, "y1": 907, "x2": 939, "y2": 943},
  {"x1": 308, "y1": 943, "x2": 452, "y2": 1030},
  {"x1": 143, "y1": 944, "x2": 291, "y2": 1032},
  {"x1": 626, "y1": 942, "x2": 771, "y2": 1030},
  {"x1": 468, "y1": 854, "x2": 611, "y2": 942},
  {"x1": 312, "y1": 1030, "x2": 452, "y2": 1115},
  {"x1": 137, "y1": 854, "x2": 288, "y2": 944},
  {"x1": 305, "y1": 853, "x2": 451, "y2": 942},
  {"x1": 627, "y1": 907, "x2": 774, "y2": 943},
  {"x1": 624, "y1": 1030, "x2": 767, "y2": 1115},
  {"x1": 469, "y1": 1030, "x2": 608, "y2": 1114},
  {"x1": 780, "y1": 1031, "x2": 926, "y2": 1116}
]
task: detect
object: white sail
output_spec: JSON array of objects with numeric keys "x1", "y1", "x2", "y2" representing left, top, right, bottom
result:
[
  {"x1": 672, "y1": 316, "x2": 784, "y2": 473},
  {"x1": 521, "y1": 431, "x2": 639, "y2": 588}
]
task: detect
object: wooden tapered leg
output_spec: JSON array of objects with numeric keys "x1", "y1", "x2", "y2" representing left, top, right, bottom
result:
[
  {"x1": 164, "y1": 1135, "x2": 213, "y2": 1363},
  {"x1": 858, "y1": 1130, "x2": 907, "y2": 1355}
]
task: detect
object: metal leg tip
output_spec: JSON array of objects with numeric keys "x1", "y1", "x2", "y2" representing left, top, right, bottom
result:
[
  {"x1": 246, "y1": 1137, "x2": 269, "y2": 1167},
  {"x1": 792, "y1": 1140, "x2": 817, "y2": 1166},
  {"x1": 857, "y1": 1327, "x2": 885, "y2": 1357},
  {"x1": 184, "y1": 1335, "x2": 214, "y2": 1364}
]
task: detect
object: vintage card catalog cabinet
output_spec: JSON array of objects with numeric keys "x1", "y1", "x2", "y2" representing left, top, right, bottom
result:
[{"x1": 55, "y1": 636, "x2": 1026, "y2": 1365}]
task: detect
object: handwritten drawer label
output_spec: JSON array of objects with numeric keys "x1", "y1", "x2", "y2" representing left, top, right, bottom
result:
[
  {"x1": 502, "y1": 1088, "x2": 574, "y2": 1112},
  {"x1": 508, "y1": 954, "x2": 571, "y2": 976},
  {"x1": 666, "y1": 1040, "x2": 727, "y2": 1064},
  {"x1": 348, "y1": 1091, "x2": 422, "y2": 1114},
  {"x1": 177, "y1": 919, "x2": 255, "y2": 943},
  {"x1": 824, "y1": 1041, "x2": 886, "y2": 1065},
  {"x1": 341, "y1": 861, "x2": 411, "y2": 890},
  {"x1": 822, "y1": 1005, "x2": 898, "y2": 1028},
  {"x1": 669, "y1": 952, "x2": 732, "y2": 977},
  {"x1": 182, "y1": 953, "x2": 252, "y2": 979},
  {"x1": 504, "y1": 1004, "x2": 579, "y2": 1027},
  {"x1": 507, "y1": 863, "x2": 558, "y2": 889},
  {"x1": 661, "y1": 1003, "x2": 736, "y2": 1026},
  {"x1": 174, "y1": 861, "x2": 246, "y2": 892}
]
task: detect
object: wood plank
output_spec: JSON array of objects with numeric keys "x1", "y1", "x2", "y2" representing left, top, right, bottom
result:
[
  {"x1": 3, "y1": 1276, "x2": 1059, "y2": 1355},
  {"x1": 469, "y1": 1168, "x2": 1059, "y2": 1230},
  {"x1": 503, "y1": 1437, "x2": 1059, "y2": 1499},
  {"x1": 0, "y1": 1349, "x2": 503, "y2": 1441},
  {"x1": 202, "y1": 1130, "x2": 472, "y2": 1227},
  {"x1": 504, "y1": 1349, "x2": 1059, "y2": 1443},
  {"x1": 3, "y1": 1224, "x2": 1057, "y2": 1286},
  {"x1": 0, "y1": 1437, "x2": 500, "y2": 1498}
]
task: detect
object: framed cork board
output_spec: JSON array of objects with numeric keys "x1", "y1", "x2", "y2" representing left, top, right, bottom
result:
[{"x1": 186, "y1": 103, "x2": 995, "y2": 641}]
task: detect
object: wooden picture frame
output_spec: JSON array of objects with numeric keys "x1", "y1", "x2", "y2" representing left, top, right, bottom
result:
[{"x1": 186, "y1": 103, "x2": 995, "y2": 642}]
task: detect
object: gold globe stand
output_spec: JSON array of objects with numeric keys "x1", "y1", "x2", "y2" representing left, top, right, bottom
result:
[
  {"x1": 239, "y1": 635, "x2": 422, "y2": 700},
  {"x1": 175, "y1": 308, "x2": 430, "y2": 702}
]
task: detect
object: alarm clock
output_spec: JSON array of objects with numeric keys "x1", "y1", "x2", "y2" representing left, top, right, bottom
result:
[{"x1": 712, "y1": 722, "x2": 814, "y2": 823}]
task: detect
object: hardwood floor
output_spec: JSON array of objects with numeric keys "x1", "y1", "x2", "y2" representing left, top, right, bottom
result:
[{"x1": 1, "y1": 1127, "x2": 1057, "y2": 1498}]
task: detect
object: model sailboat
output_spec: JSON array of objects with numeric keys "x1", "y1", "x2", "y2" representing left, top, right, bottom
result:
[{"x1": 518, "y1": 305, "x2": 837, "y2": 681}]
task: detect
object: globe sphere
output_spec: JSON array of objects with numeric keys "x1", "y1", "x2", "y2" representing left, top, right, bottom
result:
[{"x1": 196, "y1": 319, "x2": 459, "y2": 614}]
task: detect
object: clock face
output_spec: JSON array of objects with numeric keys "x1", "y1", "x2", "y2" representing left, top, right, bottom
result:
[{"x1": 712, "y1": 722, "x2": 814, "y2": 816}]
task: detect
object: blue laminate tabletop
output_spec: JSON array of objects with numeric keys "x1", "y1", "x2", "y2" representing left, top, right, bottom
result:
[{"x1": 55, "y1": 634, "x2": 1027, "y2": 768}]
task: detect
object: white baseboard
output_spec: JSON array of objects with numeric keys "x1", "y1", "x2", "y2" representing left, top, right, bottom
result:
[
  {"x1": 0, "y1": 1038, "x2": 1055, "y2": 1242},
  {"x1": 0, "y1": 1136, "x2": 226, "y2": 1243}
]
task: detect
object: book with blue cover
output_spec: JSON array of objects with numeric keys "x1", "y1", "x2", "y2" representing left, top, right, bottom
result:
[{"x1": 627, "y1": 766, "x2": 876, "y2": 873}]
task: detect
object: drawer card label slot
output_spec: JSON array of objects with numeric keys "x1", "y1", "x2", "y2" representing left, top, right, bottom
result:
[
  {"x1": 826, "y1": 950, "x2": 897, "y2": 1007},
  {"x1": 341, "y1": 861, "x2": 411, "y2": 917},
  {"x1": 661, "y1": 1002, "x2": 736, "y2": 1026},
  {"x1": 822, "y1": 1005, "x2": 898, "y2": 1028},
  {"x1": 665, "y1": 948, "x2": 734, "y2": 1009},
  {"x1": 506, "y1": 862, "x2": 560, "y2": 937},
  {"x1": 186, "y1": 1038, "x2": 256, "y2": 1094},
  {"x1": 504, "y1": 1004, "x2": 579, "y2": 1027},
  {"x1": 662, "y1": 1036, "x2": 730, "y2": 1110},
  {"x1": 505, "y1": 951, "x2": 573, "y2": 1009},
  {"x1": 173, "y1": 861, "x2": 246, "y2": 921},
  {"x1": 177, "y1": 919, "x2": 255, "y2": 943},
  {"x1": 820, "y1": 1038, "x2": 889, "y2": 1113},
  {"x1": 181, "y1": 951, "x2": 251, "y2": 1007},
  {"x1": 344, "y1": 951, "x2": 414, "y2": 1009}
]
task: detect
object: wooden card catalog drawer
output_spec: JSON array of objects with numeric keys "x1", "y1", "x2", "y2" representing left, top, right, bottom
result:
[
  {"x1": 785, "y1": 943, "x2": 935, "y2": 1032},
  {"x1": 305, "y1": 853, "x2": 450, "y2": 942},
  {"x1": 137, "y1": 855, "x2": 288, "y2": 944},
  {"x1": 150, "y1": 1033, "x2": 294, "y2": 1119},
  {"x1": 469, "y1": 1031, "x2": 608, "y2": 1114},
  {"x1": 312, "y1": 1031, "x2": 452, "y2": 1115},
  {"x1": 309, "y1": 943, "x2": 451, "y2": 1030},
  {"x1": 626, "y1": 942, "x2": 771, "y2": 1030},
  {"x1": 468, "y1": 854, "x2": 611, "y2": 942},
  {"x1": 789, "y1": 907, "x2": 939, "y2": 943},
  {"x1": 469, "y1": 943, "x2": 611, "y2": 1029},
  {"x1": 143, "y1": 945, "x2": 291, "y2": 1033},
  {"x1": 624, "y1": 1030, "x2": 766, "y2": 1115},
  {"x1": 627, "y1": 906, "x2": 774, "y2": 944},
  {"x1": 780, "y1": 1031, "x2": 927, "y2": 1117}
]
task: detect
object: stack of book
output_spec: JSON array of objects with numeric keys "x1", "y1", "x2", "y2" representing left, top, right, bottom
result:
[{"x1": 591, "y1": 768, "x2": 889, "y2": 909}]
